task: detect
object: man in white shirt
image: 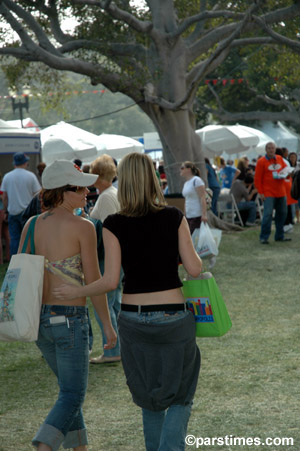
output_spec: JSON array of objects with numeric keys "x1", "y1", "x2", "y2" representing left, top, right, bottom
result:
[{"x1": 1, "y1": 152, "x2": 41, "y2": 256}]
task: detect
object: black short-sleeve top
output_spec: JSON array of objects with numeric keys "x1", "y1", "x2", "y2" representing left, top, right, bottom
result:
[{"x1": 103, "y1": 206, "x2": 184, "y2": 294}]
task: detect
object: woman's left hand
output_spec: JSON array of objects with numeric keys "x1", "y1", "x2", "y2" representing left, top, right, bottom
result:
[{"x1": 53, "y1": 283, "x2": 80, "y2": 301}]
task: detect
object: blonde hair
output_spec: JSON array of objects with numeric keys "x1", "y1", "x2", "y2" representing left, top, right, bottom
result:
[
  {"x1": 118, "y1": 153, "x2": 167, "y2": 216},
  {"x1": 90, "y1": 154, "x2": 116, "y2": 182}
]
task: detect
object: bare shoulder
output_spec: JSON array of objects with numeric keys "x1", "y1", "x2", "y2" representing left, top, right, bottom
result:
[
  {"x1": 22, "y1": 215, "x2": 37, "y2": 233},
  {"x1": 77, "y1": 217, "x2": 97, "y2": 243},
  {"x1": 77, "y1": 216, "x2": 96, "y2": 232}
]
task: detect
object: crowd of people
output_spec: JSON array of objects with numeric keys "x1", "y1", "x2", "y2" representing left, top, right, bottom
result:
[
  {"x1": 0, "y1": 141, "x2": 299, "y2": 450},
  {"x1": 189, "y1": 145, "x2": 300, "y2": 242}
]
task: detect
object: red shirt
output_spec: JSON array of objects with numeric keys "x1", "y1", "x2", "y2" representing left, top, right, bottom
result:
[{"x1": 254, "y1": 155, "x2": 287, "y2": 198}]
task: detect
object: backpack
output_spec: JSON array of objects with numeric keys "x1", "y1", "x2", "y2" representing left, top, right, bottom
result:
[{"x1": 291, "y1": 170, "x2": 300, "y2": 200}]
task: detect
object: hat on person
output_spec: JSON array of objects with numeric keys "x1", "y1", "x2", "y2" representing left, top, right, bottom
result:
[
  {"x1": 13, "y1": 152, "x2": 30, "y2": 166},
  {"x1": 42, "y1": 159, "x2": 98, "y2": 189}
]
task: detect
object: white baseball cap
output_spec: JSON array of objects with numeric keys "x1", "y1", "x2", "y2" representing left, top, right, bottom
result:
[{"x1": 42, "y1": 159, "x2": 98, "y2": 189}]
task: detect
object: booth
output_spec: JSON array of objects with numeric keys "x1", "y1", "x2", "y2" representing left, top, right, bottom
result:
[
  {"x1": 0, "y1": 119, "x2": 41, "y2": 176},
  {"x1": 259, "y1": 121, "x2": 300, "y2": 153}
]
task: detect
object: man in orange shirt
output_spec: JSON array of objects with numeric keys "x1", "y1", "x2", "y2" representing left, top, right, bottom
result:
[{"x1": 254, "y1": 142, "x2": 290, "y2": 244}]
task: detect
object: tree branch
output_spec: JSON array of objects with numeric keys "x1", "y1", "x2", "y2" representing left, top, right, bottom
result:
[
  {"x1": 188, "y1": 2, "x2": 259, "y2": 90},
  {"x1": 203, "y1": 107, "x2": 300, "y2": 125},
  {"x1": 252, "y1": 15, "x2": 300, "y2": 53},
  {"x1": 230, "y1": 37, "x2": 274, "y2": 47},
  {"x1": 174, "y1": 10, "x2": 246, "y2": 40},
  {"x1": 1, "y1": 0, "x2": 62, "y2": 56},
  {"x1": 249, "y1": 88, "x2": 297, "y2": 114},
  {"x1": 14, "y1": 0, "x2": 72, "y2": 44},
  {"x1": 144, "y1": 3, "x2": 258, "y2": 111},
  {"x1": 188, "y1": 2, "x2": 300, "y2": 63},
  {"x1": 202, "y1": 83, "x2": 300, "y2": 125},
  {"x1": 72, "y1": 0, "x2": 153, "y2": 34},
  {"x1": 47, "y1": 0, "x2": 73, "y2": 44}
]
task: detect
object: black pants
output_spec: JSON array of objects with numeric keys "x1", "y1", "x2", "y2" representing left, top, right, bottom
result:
[{"x1": 186, "y1": 216, "x2": 201, "y2": 235}]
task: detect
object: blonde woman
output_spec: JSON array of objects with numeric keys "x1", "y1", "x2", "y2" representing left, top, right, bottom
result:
[
  {"x1": 90, "y1": 154, "x2": 119, "y2": 222},
  {"x1": 18, "y1": 160, "x2": 116, "y2": 451},
  {"x1": 54, "y1": 153, "x2": 202, "y2": 451}
]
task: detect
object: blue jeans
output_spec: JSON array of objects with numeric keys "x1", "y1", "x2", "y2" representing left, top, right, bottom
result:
[
  {"x1": 210, "y1": 186, "x2": 221, "y2": 216},
  {"x1": 143, "y1": 403, "x2": 192, "y2": 451},
  {"x1": 93, "y1": 285, "x2": 122, "y2": 357},
  {"x1": 260, "y1": 196, "x2": 287, "y2": 241},
  {"x1": 237, "y1": 200, "x2": 257, "y2": 224},
  {"x1": 120, "y1": 309, "x2": 194, "y2": 451},
  {"x1": 8, "y1": 213, "x2": 23, "y2": 256},
  {"x1": 93, "y1": 265, "x2": 123, "y2": 357},
  {"x1": 32, "y1": 305, "x2": 89, "y2": 450}
]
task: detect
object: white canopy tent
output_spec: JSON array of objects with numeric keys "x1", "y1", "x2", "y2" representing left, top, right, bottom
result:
[
  {"x1": 97, "y1": 133, "x2": 144, "y2": 160},
  {"x1": 196, "y1": 124, "x2": 273, "y2": 160},
  {"x1": 0, "y1": 118, "x2": 41, "y2": 175},
  {"x1": 41, "y1": 122, "x2": 144, "y2": 164},
  {"x1": 6, "y1": 117, "x2": 40, "y2": 132},
  {"x1": 233, "y1": 125, "x2": 274, "y2": 159},
  {"x1": 258, "y1": 121, "x2": 300, "y2": 153}
]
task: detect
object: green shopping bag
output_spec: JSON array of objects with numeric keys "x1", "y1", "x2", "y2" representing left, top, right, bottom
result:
[{"x1": 182, "y1": 277, "x2": 232, "y2": 337}]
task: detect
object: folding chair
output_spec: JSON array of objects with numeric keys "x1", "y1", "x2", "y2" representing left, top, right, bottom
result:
[
  {"x1": 217, "y1": 193, "x2": 244, "y2": 226},
  {"x1": 255, "y1": 194, "x2": 264, "y2": 221}
]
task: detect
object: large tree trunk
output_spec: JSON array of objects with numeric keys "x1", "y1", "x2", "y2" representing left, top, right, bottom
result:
[{"x1": 145, "y1": 105, "x2": 207, "y2": 193}]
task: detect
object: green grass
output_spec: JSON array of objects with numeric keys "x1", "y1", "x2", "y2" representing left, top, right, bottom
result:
[{"x1": 0, "y1": 224, "x2": 299, "y2": 450}]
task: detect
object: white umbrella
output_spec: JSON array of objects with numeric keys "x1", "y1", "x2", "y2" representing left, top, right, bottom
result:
[
  {"x1": 97, "y1": 133, "x2": 144, "y2": 160},
  {"x1": 40, "y1": 121, "x2": 106, "y2": 152},
  {"x1": 42, "y1": 137, "x2": 98, "y2": 165},
  {"x1": 196, "y1": 124, "x2": 260, "y2": 157},
  {"x1": 236, "y1": 125, "x2": 274, "y2": 156}
]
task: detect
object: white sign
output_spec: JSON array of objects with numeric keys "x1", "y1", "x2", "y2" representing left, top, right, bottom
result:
[
  {"x1": 0, "y1": 136, "x2": 41, "y2": 154},
  {"x1": 143, "y1": 132, "x2": 162, "y2": 152}
]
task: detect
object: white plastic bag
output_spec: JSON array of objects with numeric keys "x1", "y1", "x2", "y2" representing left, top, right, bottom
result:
[
  {"x1": 210, "y1": 228, "x2": 222, "y2": 249},
  {"x1": 193, "y1": 222, "x2": 219, "y2": 258}
]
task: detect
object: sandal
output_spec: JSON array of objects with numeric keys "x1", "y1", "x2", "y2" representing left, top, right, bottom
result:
[{"x1": 89, "y1": 354, "x2": 121, "y2": 364}]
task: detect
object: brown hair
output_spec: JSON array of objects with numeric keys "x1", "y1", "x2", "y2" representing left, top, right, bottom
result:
[
  {"x1": 182, "y1": 161, "x2": 200, "y2": 176},
  {"x1": 42, "y1": 186, "x2": 68, "y2": 209}
]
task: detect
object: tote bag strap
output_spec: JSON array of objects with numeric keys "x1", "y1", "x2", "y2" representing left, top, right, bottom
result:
[{"x1": 21, "y1": 215, "x2": 39, "y2": 254}]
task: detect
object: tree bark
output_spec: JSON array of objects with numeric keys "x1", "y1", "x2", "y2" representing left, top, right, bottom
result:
[{"x1": 143, "y1": 104, "x2": 207, "y2": 192}]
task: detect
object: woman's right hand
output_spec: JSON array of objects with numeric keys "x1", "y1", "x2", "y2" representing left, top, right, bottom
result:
[{"x1": 201, "y1": 213, "x2": 208, "y2": 223}]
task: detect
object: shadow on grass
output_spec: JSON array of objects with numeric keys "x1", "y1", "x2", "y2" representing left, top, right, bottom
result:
[{"x1": 0, "y1": 225, "x2": 299, "y2": 450}]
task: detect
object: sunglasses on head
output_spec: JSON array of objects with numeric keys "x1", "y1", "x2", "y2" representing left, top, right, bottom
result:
[{"x1": 65, "y1": 186, "x2": 87, "y2": 193}]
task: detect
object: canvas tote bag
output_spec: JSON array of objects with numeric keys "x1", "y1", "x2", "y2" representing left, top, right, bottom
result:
[
  {"x1": 183, "y1": 275, "x2": 232, "y2": 337},
  {"x1": 0, "y1": 216, "x2": 44, "y2": 342}
]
